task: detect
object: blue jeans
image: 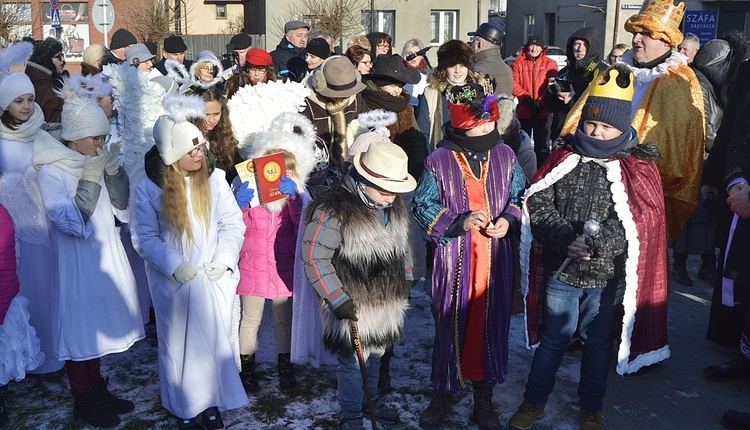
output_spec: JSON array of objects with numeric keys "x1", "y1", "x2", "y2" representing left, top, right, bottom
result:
[
  {"x1": 524, "y1": 277, "x2": 622, "y2": 411},
  {"x1": 337, "y1": 350, "x2": 383, "y2": 415}
]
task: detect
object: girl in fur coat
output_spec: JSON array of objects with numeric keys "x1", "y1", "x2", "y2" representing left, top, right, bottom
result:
[
  {"x1": 232, "y1": 112, "x2": 316, "y2": 393},
  {"x1": 132, "y1": 95, "x2": 247, "y2": 430}
]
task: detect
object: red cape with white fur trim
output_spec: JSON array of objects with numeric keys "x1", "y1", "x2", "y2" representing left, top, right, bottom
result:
[{"x1": 519, "y1": 148, "x2": 669, "y2": 375}]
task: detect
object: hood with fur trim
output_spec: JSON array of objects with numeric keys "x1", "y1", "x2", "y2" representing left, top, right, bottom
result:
[
  {"x1": 29, "y1": 38, "x2": 63, "y2": 72},
  {"x1": 189, "y1": 52, "x2": 224, "y2": 90}
]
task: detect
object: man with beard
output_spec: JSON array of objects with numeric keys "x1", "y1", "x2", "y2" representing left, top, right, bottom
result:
[{"x1": 545, "y1": 27, "x2": 608, "y2": 142}]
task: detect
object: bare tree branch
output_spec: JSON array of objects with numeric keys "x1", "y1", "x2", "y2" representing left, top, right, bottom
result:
[
  {"x1": 272, "y1": 0, "x2": 367, "y2": 47},
  {"x1": 0, "y1": 2, "x2": 25, "y2": 47},
  {"x1": 121, "y1": 0, "x2": 194, "y2": 53},
  {"x1": 221, "y1": 15, "x2": 245, "y2": 35}
]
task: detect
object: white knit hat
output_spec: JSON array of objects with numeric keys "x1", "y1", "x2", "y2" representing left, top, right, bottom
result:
[
  {"x1": 0, "y1": 72, "x2": 35, "y2": 111},
  {"x1": 153, "y1": 94, "x2": 207, "y2": 165},
  {"x1": 56, "y1": 76, "x2": 110, "y2": 142},
  {"x1": 348, "y1": 109, "x2": 397, "y2": 162}
]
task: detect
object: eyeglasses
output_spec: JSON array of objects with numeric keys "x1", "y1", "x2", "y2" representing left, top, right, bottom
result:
[
  {"x1": 188, "y1": 142, "x2": 207, "y2": 157},
  {"x1": 92, "y1": 134, "x2": 111, "y2": 145},
  {"x1": 199, "y1": 65, "x2": 214, "y2": 72},
  {"x1": 247, "y1": 66, "x2": 267, "y2": 74},
  {"x1": 377, "y1": 44, "x2": 391, "y2": 49}
]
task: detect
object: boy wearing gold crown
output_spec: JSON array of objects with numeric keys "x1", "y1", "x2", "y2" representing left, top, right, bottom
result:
[{"x1": 510, "y1": 65, "x2": 668, "y2": 430}]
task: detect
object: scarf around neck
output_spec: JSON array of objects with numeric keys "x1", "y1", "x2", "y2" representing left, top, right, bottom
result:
[
  {"x1": 32, "y1": 129, "x2": 86, "y2": 178},
  {"x1": 572, "y1": 127, "x2": 634, "y2": 159},
  {"x1": 0, "y1": 104, "x2": 44, "y2": 143},
  {"x1": 444, "y1": 123, "x2": 500, "y2": 153},
  {"x1": 362, "y1": 82, "x2": 410, "y2": 113}
]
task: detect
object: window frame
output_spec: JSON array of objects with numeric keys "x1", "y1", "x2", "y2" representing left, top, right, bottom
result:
[{"x1": 430, "y1": 10, "x2": 458, "y2": 46}]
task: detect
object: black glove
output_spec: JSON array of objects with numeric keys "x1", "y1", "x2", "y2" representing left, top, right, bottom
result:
[
  {"x1": 531, "y1": 100, "x2": 543, "y2": 119},
  {"x1": 333, "y1": 298, "x2": 358, "y2": 321}
]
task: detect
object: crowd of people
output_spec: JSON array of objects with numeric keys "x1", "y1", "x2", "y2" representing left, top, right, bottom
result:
[{"x1": 0, "y1": 0, "x2": 749, "y2": 429}]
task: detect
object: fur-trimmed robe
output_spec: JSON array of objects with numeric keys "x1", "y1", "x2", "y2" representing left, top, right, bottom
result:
[{"x1": 302, "y1": 180, "x2": 411, "y2": 357}]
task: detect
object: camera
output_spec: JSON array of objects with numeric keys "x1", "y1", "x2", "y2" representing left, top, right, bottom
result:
[
  {"x1": 548, "y1": 70, "x2": 572, "y2": 96},
  {"x1": 222, "y1": 43, "x2": 240, "y2": 62}
]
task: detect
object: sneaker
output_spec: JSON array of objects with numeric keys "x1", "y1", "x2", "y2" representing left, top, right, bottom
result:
[
  {"x1": 339, "y1": 412, "x2": 365, "y2": 430},
  {"x1": 704, "y1": 355, "x2": 750, "y2": 381},
  {"x1": 508, "y1": 399, "x2": 546, "y2": 430},
  {"x1": 362, "y1": 397, "x2": 400, "y2": 425},
  {"x1": 177, "y1": 417, "x2": 198, "y2": 429},
  {"x1": 580, "y1": 409, "x2": 603, "y2": 430},
  {"x1": 201, "y1": 406, "x2": 224, "y2": 430}
]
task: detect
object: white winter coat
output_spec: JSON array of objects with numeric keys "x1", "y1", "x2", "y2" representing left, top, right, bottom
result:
[
  {"x1": 132, "y1": 168, "x2": 247, "y2": 419},
  {"x1": 35, "y1": 143, "x2": 145, "y2": 361}
]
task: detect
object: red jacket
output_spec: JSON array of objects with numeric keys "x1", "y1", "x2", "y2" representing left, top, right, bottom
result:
[{"x1": 511, "y1": 47, "x2": 558, "y2": 120}]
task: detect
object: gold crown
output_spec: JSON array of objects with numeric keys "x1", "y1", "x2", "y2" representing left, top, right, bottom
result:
[
  {"x1": 589, "y1": 69, "x2": 634, "y2": 102},
  {"x1": 638, "y1": 0, "x2": 685, "y2": 28}
]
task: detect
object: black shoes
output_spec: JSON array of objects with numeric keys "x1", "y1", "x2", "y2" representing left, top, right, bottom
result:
[
  {"x1": 97, "y1": 377, "x2": 135, "y2": 414},
  {"x1": 721, "y1": 410, "x2": 750, "y2": 430},
  {"x1": 201, "y1": 406, "x2": 224, "y2": 430},
  {"x1": 277, "y1": 353, "x2": 298, "y2": 389},
  {"x1": 704, "y1": 355, "x2": 750, "y2": 381},
  {"x1": 419, "y1": 389, "x2": 453, "y2": 429},
  {"x1": 73, "y1": 388, "x2": 120, "y2": 428},
  {"x1": 240, "y1": 354, "x2": 260, "y2": 393}
]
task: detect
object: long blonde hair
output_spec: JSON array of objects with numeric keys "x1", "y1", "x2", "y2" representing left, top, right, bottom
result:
[{"x1": 161, "y1": 159, "x2": 211, "y2": 244}]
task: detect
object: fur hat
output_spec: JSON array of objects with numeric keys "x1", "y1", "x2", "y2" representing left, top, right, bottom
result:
[
  {"x1": 495, "y1": 95, "x2": 517, "y2": 137},
  {"x1": 189, "y1": 51, "x2": 224, "y2": 90},
  {"x1": 29, "y1": 38, "x2": 63, "y2": 72},
  {"x1": 153, "y1": 94, "x2": 207, "y2": 165},
  {"x1": 306, "y1": 38, "x2": 331, "y2": 60},
  {"x1": 353, "y1": 141, "x2": 416, "y2": 193},
  {"x1": 348, "y1": 109, "x2": 397, "y2": 161},
  {"x1": 0, "y1": 42, "x2": 35, "y2": 111},
  {"x1": 437, "y1": 39, "x2": 475, "y2": 71},
  {"x1": 57, "y1": 77, "x2": 110, "y2": 142},
  {"x1": 110, "y1": 29, "x2": 137, "y2": 50},
  {"x1": 244, "y1": 112, "x2": 317, "y2": 184}
]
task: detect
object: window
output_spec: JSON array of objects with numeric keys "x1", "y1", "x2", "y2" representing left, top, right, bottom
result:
[
  {"x1": 430, "y1": 10, "x2": 457, "y2": 45},
  {"x1": 525, "y1": 14, "x2": 536, "y2": 41},
  {"x1": 216, "y1": 4, "x2": 226, "y2": 19},
  {"x1": 361, "y1": 10, "x2": 395, "y2": 41}
]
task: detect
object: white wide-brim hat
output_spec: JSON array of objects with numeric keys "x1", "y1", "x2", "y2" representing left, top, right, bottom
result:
[{"x1": 352, "y1": 141, "x2": 416, "y2": 194}]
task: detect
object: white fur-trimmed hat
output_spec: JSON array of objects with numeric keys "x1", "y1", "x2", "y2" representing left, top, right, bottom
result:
[
  {"x1": 57, "y1": 77, "x2": 110, "y2": 141},
  {"x1": 153, "y1": 94, "x2": 207, "y2": 165},
  {"x1": 243, "y1": 112, "x2": 317, "y2": 182},
  {"x1": 0, "y1": 42, "x2": 35, "y2": 111},
  {"x1": 348, "y1": 109, "x2": 397, "y2": 162}
]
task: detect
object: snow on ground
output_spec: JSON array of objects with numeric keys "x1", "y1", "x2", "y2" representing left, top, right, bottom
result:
[{"x1": 13, "y1": 280, "x2": 595, "y2": 429}]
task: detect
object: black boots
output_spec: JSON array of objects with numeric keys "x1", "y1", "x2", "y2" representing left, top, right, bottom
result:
[
  {"x1": 240, "y1": 354, "x2": 259, "y2": 393},
  {"x1": 97, "y1": 377, "x2": 135, "y2": 414},
  {"x1": 73, "y1": 387, "x2": 121, "y2": 428},
  {"x1": 698, "y1": 253, "x2": 717, "y2": 284},
  {"x1": 0, "y1": 385, "x2": 8, "y2": 427},
  {"x1": 277, "y1": 353, "x2": 298, "y2": 389},
  {"x1": 379, "y1": 346, "x2": 393, "y2": 395},
  {"x1": 471, "y1": 384, "x2": 502, "y2": 430},
  {"x1": 672, "y1": 252, "x2": 692, "y2": 286},
  {"x1": 419, "y1": 389, "x2": 453, "y2": 429}
]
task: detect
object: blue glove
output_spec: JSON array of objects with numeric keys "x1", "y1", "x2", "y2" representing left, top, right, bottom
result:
[
  {"x1": 278, "y1": 176, "x2": 298, "y2": 198},
  {"x1": 236, "y1": 181, "x2": 255, "y2": 208}
]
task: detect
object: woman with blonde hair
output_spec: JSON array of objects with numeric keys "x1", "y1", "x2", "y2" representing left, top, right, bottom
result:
[
  {"x1": 132, "y1": 94, "x2": 247, "y2": 429},
  {"x1": 607, "y1": 43, "x2": 630, "y2": 65}
]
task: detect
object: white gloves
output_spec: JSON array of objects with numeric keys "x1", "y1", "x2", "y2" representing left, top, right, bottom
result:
[
  {"x1": 103, "y1": 143, "x2": 121, "y2": 176},
  {"x1": 173, "y1": 262, "x2": 197, "y2": 283},
  {"x1": 81, "y1": 149, "x2": 108, "y2": 183},
  {"x1": 204, "y1": 262, "x2": 228, "y2": 282}
]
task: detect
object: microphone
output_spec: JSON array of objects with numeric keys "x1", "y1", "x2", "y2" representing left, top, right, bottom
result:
[{"x1": 405, "y1": 46, "x2": 431, "y2": 62}]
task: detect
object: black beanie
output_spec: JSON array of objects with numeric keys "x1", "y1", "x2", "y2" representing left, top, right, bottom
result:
[
  {"x1": 110, "y1": 29, "x2": 137, "y2": 50},
  {"x1": 163, "y1": 34, "x2": 187, "y2": 53},
  {"x1": 29, "y1": 37, "x2": 63, "y2": 71},
  {"x1": 229, "y1": 33, "x2": 253, "y2": 50},
  {"x1": 305, "y1": 38, "x2": 331, "y2": 60}
]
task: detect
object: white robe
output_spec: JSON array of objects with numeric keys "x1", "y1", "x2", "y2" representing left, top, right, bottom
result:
[
  {"x1": 37, "y1": 164, "x2": 145, "y2": 361},
  {"x1": 132, "y1": 169, "x2": 248, "y2": 419},
  {"x1": 0, "y1": 123, "x2": 64, "y2": 373}
]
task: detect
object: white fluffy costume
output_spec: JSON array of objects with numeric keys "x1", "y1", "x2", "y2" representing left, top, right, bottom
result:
[{"x1": 131, "y1": 95, "x2": 248, "y2": 419}]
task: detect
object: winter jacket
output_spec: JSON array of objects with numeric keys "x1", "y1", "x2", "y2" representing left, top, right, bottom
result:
[
  {"x1": 527, "y1": 132, "x2": 652, "y2": 287},
  {"x1": 691, "y1": 40, "x2": 734, "y2": 153},
  {"x1": 474, "y1": 48, "x2": 514, "y2": 96},
  {"x1": 545, "y1": 28, "x2": 608, "y2": 140},
  {"x1": 302, "y1": 92, "x2": 368, "y2": 173},
  {"x1": 270, "y1": 37, "x2": 307, "y2": 83},
  {"x1": 153, "y1": 58, "x2": 194, "y2": 77},
  {"x1": 25, "y1": 62, "x2": 63, "y2": 123},
  {"x1": 361, "y1": 84, "x2": 426, "y2": 179},
  {"x1": 0, "y1": 205, "x2": 19, "y2": 325},
  {"x1": 301, "y1": 172, "x2": 412, "y2": 356},
  {"x1": 237, "y1": 195, "x2": 303, "y2": 298},
  {"x1": 511, "y1": 47, "x2": 558, "y2": 120}
]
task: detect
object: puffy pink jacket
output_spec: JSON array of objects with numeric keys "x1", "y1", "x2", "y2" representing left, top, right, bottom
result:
[
  {"x1": 0, "y1": 205, "x2": 19, "y2": 324},
  {"x1": 237, "y1": 195, "x2": 303, "y2": 298}
]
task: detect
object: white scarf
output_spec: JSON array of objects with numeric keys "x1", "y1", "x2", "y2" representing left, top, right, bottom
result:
[
  {"x1": 31, "y1": 129, "x2": 86, "y2": 178},
  {"x1": 0, "y1": 103, "x2": 44, "y2": 143}
]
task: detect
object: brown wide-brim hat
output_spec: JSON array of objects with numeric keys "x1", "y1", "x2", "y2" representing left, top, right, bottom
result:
[
  {"x1": 313, "y1": 56, "x2": 366, "y2": 98},
  {"x1": 353, "y1": 141, "x2": 416, "y2": 194}
]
